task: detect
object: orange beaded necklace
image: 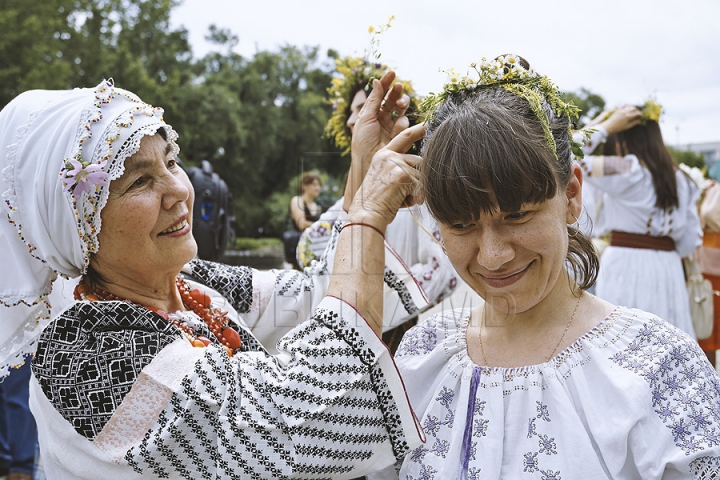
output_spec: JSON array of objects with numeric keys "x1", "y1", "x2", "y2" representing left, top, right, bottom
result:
[{"x1": 74, "y1": 276, "x2": 241, "y2": 356}]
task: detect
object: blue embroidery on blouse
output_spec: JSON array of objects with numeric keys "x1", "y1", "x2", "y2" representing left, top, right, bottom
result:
[
  {"x1": 611, "y1": 317, "x2": 720, "y2": 455},
  {"x1": 405, "y1": 386, "x2": 457, "y2": 479},
  {"x1": 522, "y1": 401, "x2": 560, "y2": 476},
  {"x1": 396, "y1": 323, "x2": 438, "y2": 357}
]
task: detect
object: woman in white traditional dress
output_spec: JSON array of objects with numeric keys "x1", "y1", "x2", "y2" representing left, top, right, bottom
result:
[
  {"x1": 0, "y1": 75, "x2": 426, "y2": 479},
  {"x1": 370, "y1": 55, "x2": 720, "y2": 479},
  {"x1": 577, "y1": 102, "x2": 702, "y2": 338}
]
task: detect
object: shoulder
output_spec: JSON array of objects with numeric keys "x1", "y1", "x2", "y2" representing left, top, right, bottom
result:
[
  {"x1": 186, "y1": 259, "x2": 254, "y2": 313},
  {"x1": 395, "y1": 308, "x2": 470, "y2": 359},
  {"x1": 610, "y1": 307, "x2": 717, "y2": 385},
  {"x1": 32, "y1": 300, "x2": 181, "y2": 440}
]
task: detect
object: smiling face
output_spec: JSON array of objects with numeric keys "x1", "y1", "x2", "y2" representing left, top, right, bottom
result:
[
  {"x1": 92, "y1": 132, "x2": 196, "y2": 286},
  {"x1": 440, "y1": 180, "x2": 581, "y2": 314},
  {"x1": 346, "y1": 89, "x2": 367, "y2": 135}
]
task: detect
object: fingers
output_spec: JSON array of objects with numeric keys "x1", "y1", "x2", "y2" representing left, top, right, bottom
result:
[
  {"x1": 362, "y1": 72, "x2": 396, "y2": 119},
  {"x1": 384, "y1": 123, "x2": 426, "y2": 154},
  {"x1": 395, "y1": 94, "x2": 410, "y2": 117},
  {"x1": 378, "y1": 83, "x2": 404, "y2": 132},
  {"x1": 390, "y1": 116, "x2": 410, "y2": 139}
]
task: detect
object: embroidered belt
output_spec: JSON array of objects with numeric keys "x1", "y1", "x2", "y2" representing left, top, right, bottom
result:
[{"x1": 609, "y1": 231, "x2": 676, "y2": 251}]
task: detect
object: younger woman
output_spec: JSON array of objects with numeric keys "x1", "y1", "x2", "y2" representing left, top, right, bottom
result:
[{"x1": 375, "y1": 55, "x2": 720, "y2": 479}]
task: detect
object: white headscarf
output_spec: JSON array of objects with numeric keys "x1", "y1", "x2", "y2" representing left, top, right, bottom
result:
[{"x1": 0, "y1": 80, "x2": 179, "y2": 377}]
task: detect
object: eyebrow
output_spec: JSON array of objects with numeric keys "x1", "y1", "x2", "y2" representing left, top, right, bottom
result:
[{"x1": 121, "y1": 141, "x2": 172, "y2": 176}]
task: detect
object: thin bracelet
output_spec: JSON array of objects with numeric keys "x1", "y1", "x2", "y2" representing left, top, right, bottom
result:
[{"x1": 341, "y1": 222, "x2": 385, "y2": 239}]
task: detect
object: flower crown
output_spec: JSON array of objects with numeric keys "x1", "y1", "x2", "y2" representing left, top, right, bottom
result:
[
  {"x1": 601, "y1": 98, "x2": 663, "y2": 126},
  {"x1": 640, "y1": 98, "x2": 662, "y2": 124},
  {"x1": 325, "y1": 16, "x2": 420, "y2": 154},
  {"x1": 419, "y1": 54, "x2": 582, "y2": 159}
]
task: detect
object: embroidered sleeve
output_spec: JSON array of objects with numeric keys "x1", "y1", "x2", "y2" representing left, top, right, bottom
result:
[
  {"x1": 578, "y1": 152, "x2": 644, "y2": 196},
  {"x1": 240, "y1": 221, "x2": 430, "y2": 353},
  {"x1": 406, "y1": 208, "x2": 457, "y2": 310},
  {"x1": 103, "y1": 297, "x2": 423, "y2": 479},
  {"x1": 611, "y1": 317, "x2": 720, "y2": 474},
  {"x1": 31, "y1": 302, "x2": 182, "y2": 440}
]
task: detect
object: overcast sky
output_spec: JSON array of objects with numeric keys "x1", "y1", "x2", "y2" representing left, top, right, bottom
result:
[{"x1": 171, "y1": 0, "x2": 720, "y2": 146}]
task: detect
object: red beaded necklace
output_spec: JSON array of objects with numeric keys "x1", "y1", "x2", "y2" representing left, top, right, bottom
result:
[{"x1": 74, "y1": 276, "x2": 241, "y2": 356}]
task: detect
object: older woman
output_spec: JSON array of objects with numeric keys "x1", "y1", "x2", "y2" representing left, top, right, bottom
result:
[
  {"x1": 0, "y1": 78, "x2": 425, "y2": 479},
  {"x1": 371, "y1": 55, "x2": 720, "y2": 479}
]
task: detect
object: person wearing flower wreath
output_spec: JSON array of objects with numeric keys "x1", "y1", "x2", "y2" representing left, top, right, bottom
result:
[
  {"x1": 294, "y1": 55, "x2": 458, "y2": 355},
  {"x1": 0, "y1": 78, "x2": 427, "y2": 479},
  {"x1": 574, "y1": 100, "x2": 703, "y2": 338},
  {"x1": 370, "y1": 54, "x2": 720, "y2": 479}
]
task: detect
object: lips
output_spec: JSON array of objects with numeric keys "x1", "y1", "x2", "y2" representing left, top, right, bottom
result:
[
  {"x1": 479, "y1": 262, "x2": 532, "y2": 289},
  {"x1": 159, "y1": 219, "x2": 188, "y2": 235}
]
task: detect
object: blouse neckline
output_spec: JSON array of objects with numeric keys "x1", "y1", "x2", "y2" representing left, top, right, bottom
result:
[{"x1": 454, "y1": 305, "x2": 626, "y2": 373}]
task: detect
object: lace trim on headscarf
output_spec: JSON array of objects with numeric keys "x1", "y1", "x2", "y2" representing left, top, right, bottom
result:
[{"x1": 1, "y1": 104, "x2": 57, "y2": 308}]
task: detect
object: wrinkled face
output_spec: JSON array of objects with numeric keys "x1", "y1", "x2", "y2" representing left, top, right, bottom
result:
[
  {"x1": 439, "y1": 169, "x2": 582, "y2": 314},
  {"x1": 93, "y1": 133, "x2": 196, "y2": 283},
  {"x1": 346, "y1": 89, "x2": 367, "y2": 135}
]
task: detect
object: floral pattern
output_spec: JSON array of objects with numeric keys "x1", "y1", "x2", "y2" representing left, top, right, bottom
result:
[
  {"x1": 392, "y1": 308, "x2": 720, "y2": 479},
  {"x1": 396, "y1": 323, "x2": 439, "y2": 357},
  {"x1": 521, "y1": 402, "x2": 561, "y2": 476},
  {"x1": 611, "y1": 317, "x2": 720, "y2": 454}
]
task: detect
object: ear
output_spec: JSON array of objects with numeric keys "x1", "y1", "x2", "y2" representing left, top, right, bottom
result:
[{"x1": 566, "y1": 163, "x2": 583, "y2": 223}]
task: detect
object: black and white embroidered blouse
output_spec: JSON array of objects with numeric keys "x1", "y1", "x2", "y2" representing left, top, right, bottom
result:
[{"x1": 30, "y1": 258, "x2": 424, "y2": 479}]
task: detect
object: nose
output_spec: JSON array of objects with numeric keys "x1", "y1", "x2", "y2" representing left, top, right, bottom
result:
[
  {"x1": 476, "y1": 227, "x2": 514, "y2": 271},
  {"x1": 162, "y1": 170, "x2": 192, "y2": 210},
  {"x1": 346, "y1": 111, "x2": 358, "y2": 134}
]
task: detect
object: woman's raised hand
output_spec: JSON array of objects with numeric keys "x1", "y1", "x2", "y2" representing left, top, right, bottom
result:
[
  {"x1": 351, "y1": 71, "x2": 411, "y2": 165},
  {"x1": 600, "y1": 104, "x2": 642, "y2": 134},
  {"x1": 343, "y1": 70, "x2": 413, "y2": 212},
  {"x1": 347, "y1": 123, "x2": 426, "y2": 229}
]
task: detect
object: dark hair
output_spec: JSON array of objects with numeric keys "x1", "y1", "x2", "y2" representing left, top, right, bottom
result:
[
  {"x1": 421, "y1": 81, "x2": 598, "y2": 290},
  {"x1": 301, "y1": 171, "x2": 322, "y2": 188},
  {"x1": 602, "y1": 117, "x2": 678, "y2": 210}
]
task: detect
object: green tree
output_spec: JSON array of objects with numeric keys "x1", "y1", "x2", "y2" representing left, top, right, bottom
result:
[
  {"x1": 0, "y1": 0, "x2": 78, "y2": 106},
  {"x1": 561, "y1": 88, "x2": 606, "y2": 128},
  {"x1": 668, "y1": 147, "x2": 706, "y2": 170},
  {"x1": 0, "y1": 3, "x2": 340, "y2": 238},
  {"x1": 192, "y1": 39, "x2": 339, "y2": 236}
]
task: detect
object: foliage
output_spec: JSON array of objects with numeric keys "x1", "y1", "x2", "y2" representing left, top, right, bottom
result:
[
  {"x1": 560, "y1": 88, "x2": 606, "y2": 128},
  {"x1": 0, "y1": 1, "x2": 342, "y2": 238},
  {"x1": 420, "y1": 55, "x2": 580, "y2": 159},
  {"x1": 234, "y1": 237, "x2": 281, "y2": 251},
  {"x1": 668, "y1": 147, "x2": 706, "y2": 171}
]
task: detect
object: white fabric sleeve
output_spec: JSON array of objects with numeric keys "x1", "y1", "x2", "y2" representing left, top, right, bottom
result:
[
  {"x1": 247, "y1": 220, "x2": 429, "y2": 353},
  {"x1": 94, "y1": 296, "x2": 424, "y2": 479}
]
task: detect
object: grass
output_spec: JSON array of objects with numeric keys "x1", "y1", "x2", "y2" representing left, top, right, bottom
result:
[{"x1": 233, "y1": 237, "x2": 283, "y2": 251}]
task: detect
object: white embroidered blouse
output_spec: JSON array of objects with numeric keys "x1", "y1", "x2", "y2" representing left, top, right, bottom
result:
[
  {"x1": 29, "y1": 226, "x2": 424, "y2": 479},
  {"x1": 371, "y1": 306, "x2": 720, "y2": 479}
]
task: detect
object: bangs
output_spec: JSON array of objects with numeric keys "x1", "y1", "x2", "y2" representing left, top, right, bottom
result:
[{"x1": 422, "y1": 103, "x2": 559, "y2": 224}]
